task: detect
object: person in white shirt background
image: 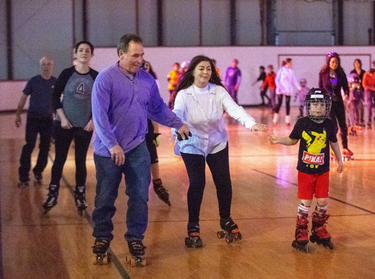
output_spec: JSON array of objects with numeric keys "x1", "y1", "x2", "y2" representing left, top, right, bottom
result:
[
  {"x1": 274, "y1": 58, "x2": 301, "y2": 126},
  {"x1": 172, "y1": 55, "x2": 268, "y2": 247}
]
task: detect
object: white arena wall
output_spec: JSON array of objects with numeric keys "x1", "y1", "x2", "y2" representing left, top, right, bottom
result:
[{"x1": 1, "y1": 46, "x2": 374, "y2": 112}]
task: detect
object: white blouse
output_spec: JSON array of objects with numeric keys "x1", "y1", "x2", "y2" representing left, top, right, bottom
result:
[{"x1": 172, "y1": 83, "x2": 256, "y2": 157}]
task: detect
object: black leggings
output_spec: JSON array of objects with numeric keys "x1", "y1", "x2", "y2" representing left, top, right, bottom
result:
[
  {"x1": 274, "y1": 95, "x2": 291, "y2": 115},
  {"x1": 50, "y1": 124, "x2": 93, "y2": 187},
  {"x1": 329, "y1": 101, "x2": 348, "y2": 149},
  {"x1": 181, "y1": 145, "x2": 232, "y2": 224}
]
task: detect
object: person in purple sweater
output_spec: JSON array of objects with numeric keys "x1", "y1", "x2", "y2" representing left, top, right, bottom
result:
[{"x1": 91, "y1": 34, "x2": 189, "y2": 263}]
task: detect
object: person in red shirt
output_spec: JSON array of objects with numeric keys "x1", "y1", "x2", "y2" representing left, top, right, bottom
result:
[
  {"x1": 262, "y1": 65, "x2": 276, "y2": 111},
  {"x1": 362, "y1": 68, "x2": 375, "y2": 129}
]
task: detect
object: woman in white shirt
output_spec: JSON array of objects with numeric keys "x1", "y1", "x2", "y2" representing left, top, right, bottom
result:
[
  {"x1": 173, "y1": 55, "x2": 267, "y2": 247},
  {"x1": 274, "y1": 58, "x2": 301, "y2": 126}
]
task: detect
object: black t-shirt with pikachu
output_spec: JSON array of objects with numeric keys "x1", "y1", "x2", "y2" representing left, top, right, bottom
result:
[{"x1": 289, "y1": 117, "x2": 337, "y2": 174}]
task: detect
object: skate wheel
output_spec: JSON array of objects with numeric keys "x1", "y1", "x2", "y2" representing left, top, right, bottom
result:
[
  {"x1": 107, "y1": 252, "x2": 112, "y2": 263},
  {"x1": 309, "y1": 235, "x2": 316, "y2": 243},
  {"x1": 225, "y1": 235, "x2": 234, "y2": 243},
  {"x1": 327, "y1": 242, "x2": 334, "y2": 250},
  {"x1": 217, "y1": 231, "x2": 225, "y2": 239},
  {"x1": 141, "y1": 258, "x2": 147, "y2": 267},
  {"x1": 236, "y1": 232, "x2": 242, "y2": 241},
  {"x1": 130, "y1": 258, "x2": 137, "y2": 267}
]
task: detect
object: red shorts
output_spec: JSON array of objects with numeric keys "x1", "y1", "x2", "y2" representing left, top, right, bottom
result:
[{"x1": 298, "y1": 171, "x2": 329, "y2": 199}]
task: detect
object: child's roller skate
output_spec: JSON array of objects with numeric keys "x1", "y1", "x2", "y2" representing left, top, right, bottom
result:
[
  {"x1": 42, "y1": 184, "x2": 59, "y2": 214},
  {"x1": 153, "y1": 179, "x2": 171, "y2": 206},
  {"x1": 33, "y1": 171, "x2": 42, "y2": 185},
  {"x1": 126, "y1": 240, "x2": 146, "y2": 267},
  {"x1": 217, "y1": 217, "x2": 242, "y2": 243},
  {"x1": 310, "y1": 211, "x2": 334, "y2": 249},
  {"x1": 93, "y1": 238, "x2": 112, "y2": 265},
  {"x1": 75, "y1": 186, "x2": 87, "y2": 216},
  {"x1": 342, "y1": 148, "x2": 354, "y2": 161},
  {"x1": 292, "y1": 213, "x2": 309, "y2": 253},
  {"x1": 185, "y1": 223, "x2": 203, "y2": 248}
]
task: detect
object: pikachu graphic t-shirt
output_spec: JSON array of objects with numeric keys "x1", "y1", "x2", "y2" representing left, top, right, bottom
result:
[{"x1": 289, "y1": 117, "x2": 337, "y2": 174}]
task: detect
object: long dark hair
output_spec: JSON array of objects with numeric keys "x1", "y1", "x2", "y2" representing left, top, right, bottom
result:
[
  {"x1": 321, "y1": 52, "x2": 345, "y2": 74},
  {"x1": 175, "y1": 55, "x2": 223, "y2": 94}
]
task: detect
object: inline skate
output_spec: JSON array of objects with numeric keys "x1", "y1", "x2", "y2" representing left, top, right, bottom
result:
[
  {"x1": 292, "y1": 213, "x2": 309, "y2": 253},
  {"x1": 93, "y1": 238, "x2": 112, "y2": 265},
  {"x1": 42, "y1": 184, "x2": 59, "y2": 214},
  {"x1": 153, "y1": 179, "x2": 171, "y2": 206},
  {"x1": 75, "y1": 186, "x2": 87, "y2": 216},
  {"x1": 126, "y1": 240, "x2": 146, "y2": 267},
  {"x1": 217, "y1": 218, "x2": 242, "y2": 243},
  {"x1": 310, "y1": 211, "x2": 334, "y2": 249}
]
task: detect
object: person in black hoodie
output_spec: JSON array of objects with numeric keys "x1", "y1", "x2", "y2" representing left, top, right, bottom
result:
[{"x1": 319, "y1": 52, "x2": 353, "y2": 160}]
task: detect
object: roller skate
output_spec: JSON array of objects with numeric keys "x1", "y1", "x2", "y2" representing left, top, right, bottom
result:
[
  {"x1": 153, "y1": 179, "x2": 171, "y2": 206},
  {"x1": 33, "y1": 171, "x2": 42, "y2": 185},
  {"x1": 93, "y1": 238, "x2": 112, "y2": 265},
  {"x1": 342, "y1": 148, "x2": 354, "y2": 161},
  {"x1": 185, "y1": 223, "x2": 203, "y2": 248},
  {"x1": 75, "y1": 186, "x2": 87, "y2": 216},
  {"x1": 42, "y1": 184, "x2": 58, "y2": 214},
  {"x1": 310, "y1": 211, "x2": 334, "y2": 249},
  {"x1": 126, "y1": 240, "x2": 146, "y2": 267},
  {"x1": 367, "y1": 122, "x2": 372, "y2": 130},
  {"x1": 18, "y1": 179, "x2": 30, "y2": 188},
  {"x1": 292, "y1": 213, "x2": 309, "y2": 253},
  {"x1": 217, "y1": 217, "x2": 242, "y2": 243}
]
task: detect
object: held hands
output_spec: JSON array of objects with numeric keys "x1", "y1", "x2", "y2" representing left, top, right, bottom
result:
[
  {"x1": 251, "y1": 124, "x2": 268, "y2": 135},
  {"x1": 110, "y1": 144, "x2": 125, "y2": 166},
  {"x1": 268, "y1": 135, "x2": 279, "y2": 144}
]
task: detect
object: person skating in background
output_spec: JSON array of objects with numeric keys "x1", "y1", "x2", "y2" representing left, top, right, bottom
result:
[
  {"x1": 252, "y1": 66, "x2": 270, "y2": 107},
  {"x1": 143, "y1": 60, "x2": 171, "y2": 206},
  {"x1": 16, "y1": 56, "x2": 56, "y2": 187},
  {"x1": 224, "y1": 59, "x2": 241, "y2": 103},
  {"x1": 262, "y1": 65, "x2": 277, "y2": 111},
  {"x1": 350, "y1": 59, "x2": 366, "y2": 127},
  {"x1": 269, "y1": 88, "x2": 343, "y2": 253},
  {"x1": 274, "y1": 58, "x2": 301, "y2": 126},
  {"x1": 346, "y1": 73, "x2": 364, "y2": 136},
  {"x1": 319, "y1": 52, "x2": 353, "y2": 160},
  {"x1": 43, "y1": 41, "x2": 98, "y2": 215},
  {"x1": 362, "y1": 67, "x2": 375, "y2": 129},
  {"x1": 294, "y1": 78, "x2": 310, "y2": 118},
  {"x1": 167, "y1": 62, "x2": 180, "y2": 109}
]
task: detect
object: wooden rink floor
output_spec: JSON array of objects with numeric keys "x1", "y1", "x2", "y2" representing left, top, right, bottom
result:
[{"x1": 1, "y1": 107, "x2": 375, "y2": 279}]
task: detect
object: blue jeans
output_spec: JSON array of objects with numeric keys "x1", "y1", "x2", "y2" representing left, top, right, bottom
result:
[{"x1": 92, "y1": 141, "x2": 151, "y2": 242}]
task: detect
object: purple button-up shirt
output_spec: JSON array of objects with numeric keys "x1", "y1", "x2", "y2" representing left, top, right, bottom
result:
[{"x1": 92, "y1": 62, "x2": 183, "y2": 157}]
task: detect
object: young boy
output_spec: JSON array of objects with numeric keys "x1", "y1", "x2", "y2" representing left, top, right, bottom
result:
[{"x1": 269, "y1": 88, "x2": 343, "y2": 253}]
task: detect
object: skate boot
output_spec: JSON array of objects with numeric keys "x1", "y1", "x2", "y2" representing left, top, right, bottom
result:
[
  {"x1": 126, "y1": 240, "x2": 146, "y2": 267},
  {"x1": 33, "y1": 171, "x2": 42, "y2": 185},
  {"x1": 93, "y1": 238, "x2": 112, "y2": 265},
  {"x1": 217, "y1": 217, "x2": 242, "y2": 243},
  {"x1": 292, "y1": 213, "x2": 309, "y2": 253},
  {"x1": 185, "y1": 223, "x2": 203, "y2": 248},
  {"x1": 75, "y1": 186, "x2": 87, "y2": 216},
  {"x1": 342, "y1": 148, "x2": 354, "y2": 161},
  {"x1": 310, "y1": 211, "x2": 334, "y2": 249},
  {"x1": 153, "y1": 179, "x2": 171, "y2": 206},
  {"x1": 42, "y1": 184, "x2": 59, "y2": 214},
  {"x1": 348, "y1": 126, "x2": 357, "y2": 136},
  {"x1": 367, "y1": 122, "x2": 372, "y2": 130}
]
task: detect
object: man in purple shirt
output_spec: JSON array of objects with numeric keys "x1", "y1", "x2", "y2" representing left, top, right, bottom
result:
[{"x1": 91, "y1": 34, "x2": 189, "y2": 262}]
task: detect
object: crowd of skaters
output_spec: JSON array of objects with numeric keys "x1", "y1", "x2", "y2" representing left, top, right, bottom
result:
[{"x1": 13, "y1": 36, "x2": 375, "y2": 263}]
